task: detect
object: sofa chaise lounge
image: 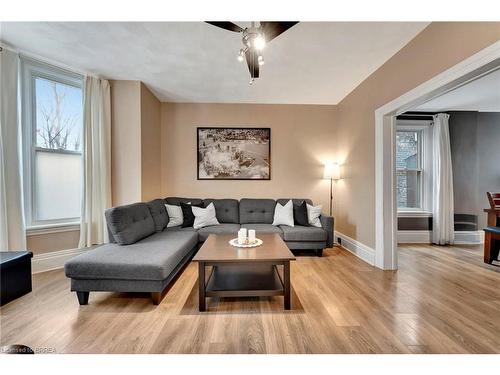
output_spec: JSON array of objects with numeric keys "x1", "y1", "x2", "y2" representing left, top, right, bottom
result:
[{"x1": 65, "y1": 197, "x2": 334, "y2": 305}]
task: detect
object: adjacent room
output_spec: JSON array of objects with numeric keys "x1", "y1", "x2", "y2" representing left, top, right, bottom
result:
[
  {"x1": 1, "y1": 18, "x2": 500, "y2": 357},
  {"x1": 397, "y1": 67, "x2": 500, "y2": 255}
]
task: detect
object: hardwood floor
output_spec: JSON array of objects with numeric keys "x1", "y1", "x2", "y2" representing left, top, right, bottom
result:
[{"x1": 1, "y1": 244, "x2": 499, "y2": 353}]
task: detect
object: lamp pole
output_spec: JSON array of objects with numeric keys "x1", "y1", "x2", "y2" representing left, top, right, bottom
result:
[{"x1": 329, "y1": 177, "x2": 333, "y2": 217}]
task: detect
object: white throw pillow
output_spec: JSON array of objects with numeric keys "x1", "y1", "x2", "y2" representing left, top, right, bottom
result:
[
  {"x1": 272, "y1": 200, "x2": 294, "y2": 227},
  {"x1": 165, "y1": 204, "x2": 183, "y2": 228},
  {"x1": 306, "y1": 203, "x2": 322, "y2": 228},
  {"x1": 192, "y1": 203, "x2": 220, "y2": 229}
]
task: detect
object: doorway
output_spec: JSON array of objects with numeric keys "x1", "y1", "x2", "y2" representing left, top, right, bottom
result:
[{"x1": 374, "y1": 41, "x2": 500, "y2": 270}]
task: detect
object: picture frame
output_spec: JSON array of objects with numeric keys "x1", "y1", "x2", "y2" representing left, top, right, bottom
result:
[{"x1": 197, "y1": 127, "x2": 271, "y2": 180}]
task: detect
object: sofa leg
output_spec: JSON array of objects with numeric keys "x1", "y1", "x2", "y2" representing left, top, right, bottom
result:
[
  {"x1": 316, "y1": 249, "x2": 323, "y2": 257},
  {"x1": 151, "y1": 290, "x2": 166, "y2": 305},
  {"x1": 76, "y1": 291, "x2": 89, "y2": 305}
]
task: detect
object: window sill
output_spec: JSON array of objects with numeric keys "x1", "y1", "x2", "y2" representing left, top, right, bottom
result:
[
  {"x1": 397, "y1": 211, "x2": 433, "y2": 218},
  {"x1": 26, "y1": 222, "x2": 80, "y2": 236}
]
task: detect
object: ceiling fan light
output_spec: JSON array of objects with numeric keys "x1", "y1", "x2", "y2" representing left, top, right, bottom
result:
[
  {"x1": 237, "y1": 49, "x2": 244, "y2": 62},
  {"x1": 254, "y1": 34, "x2": 266, "y2": 50}
]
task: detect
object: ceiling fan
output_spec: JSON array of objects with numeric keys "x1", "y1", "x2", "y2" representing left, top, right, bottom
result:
[{"x1": 206, "y1": 21, "x2": 298, "y2": 84}]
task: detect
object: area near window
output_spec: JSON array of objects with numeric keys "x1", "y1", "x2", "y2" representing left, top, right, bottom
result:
[
  {"x1": 396, "y1": 120, "x2": 433, "y2": 215},
  {"x1": 20, "y1": 57, "x2": 84, "y2": 229}
]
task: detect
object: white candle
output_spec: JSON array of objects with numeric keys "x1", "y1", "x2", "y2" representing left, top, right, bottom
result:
[
  {"x1": 240, "y1": 228, "x2": 247, "y2": 239},
  {"x1": 237, "y1": 229, "x2": 246, "y2": 245},
  {"x1": 248, "y1": 229, "x2": 256, "y2": 243}
]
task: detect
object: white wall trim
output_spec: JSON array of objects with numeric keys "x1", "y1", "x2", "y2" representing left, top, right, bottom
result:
[
  {"x1": 397, "y1": 230, "x2": 484, "y2": 244},
  {"x1": 397, "y1": 211, "x2": 433, "y2": 218},
  {"x1": 26, "y1": 223, "x2": 80, "y2": 236},
  {"x1": 335, "y1": 231, "x2": 375, "y2": 266},
  {"x1": 375, "y1": 40, "x2": 500, "y2": 270},
  {"x1": 32, "y1": 248, "x2": 86, "y2": 274},
  {"x1": 397, "y1": 230, "x2": 432, "y2": 243},
  {"x1": 454, "y1": 231, "x2": 485, "y2": 245}
]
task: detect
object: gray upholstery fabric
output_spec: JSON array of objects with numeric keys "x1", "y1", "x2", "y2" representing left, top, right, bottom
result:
[
  {"x1": 285, "y1": 241, "x2": 326, "y2": 250},
  {"x1": 241, "y1": 224, "x2": 283, "y2": 238},
  {"x1": 203, "y1": 199, "x2": 239, "y2": 223},
  {"x1": 277, "y1": 198, "x2": 313, "y2": 206},
  {"x1": 105, "y1": 203, "x2": 155, "y2": 245},
  {"x1": 65, "y1": 231, "x2": 198, "y2": 281},
  {"x1": 197, "y1": 224, "x2": 241, "y2": 241},
  {"x1": 239, "y1": 199, "x2": 276, "y2": 224},
  {"x1": 145, "y1": 199, "x2": 169, "y2": 232},
  {"x1": 165, "y1": 226, "x2": 197, "y2": 233},
  {"x1": 280, "y1": 225, "x2": 327, "y2": 242},
  {"x1": 165, "y1": 197, "x2": 203, "y2": 206},
  {"x1": 320, "y1": 215, "x2": 334, "y2": 248},
  {"x1": 71, "y1": 277, "x2": 167, "y2": 293}
]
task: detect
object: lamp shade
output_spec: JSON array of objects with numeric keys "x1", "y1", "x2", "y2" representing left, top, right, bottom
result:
[{"x1": 323, "y1": 162, "x2": 340, "y2": 180}]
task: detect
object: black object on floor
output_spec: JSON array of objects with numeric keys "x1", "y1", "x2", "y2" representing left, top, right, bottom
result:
[{"x1": 0, "y1": 251, "x2": 33, "y2": 306}]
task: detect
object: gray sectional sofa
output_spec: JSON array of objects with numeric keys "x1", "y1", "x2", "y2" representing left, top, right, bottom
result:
[{"x1": 65, "y1": 197, "x2": 333, "y2": 305}]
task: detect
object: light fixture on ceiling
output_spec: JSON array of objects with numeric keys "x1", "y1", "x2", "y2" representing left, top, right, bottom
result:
[
  {"x1": 206, "y1": 21, "x2": 298, "y2": 84},
  {"x1": 237, "y1": 49, "x2": 244, "y2": 62},
  {"x1": 253, "y1": 34, "x2": 266, "y2": 50}
]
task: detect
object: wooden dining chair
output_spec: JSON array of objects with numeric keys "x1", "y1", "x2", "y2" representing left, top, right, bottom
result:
[
  {"x1": 487, "y1": 192, "x2": 500, "y2": 209},
  {"x1": 484, "y1": 192, "x2": 500, "y2": 263}
]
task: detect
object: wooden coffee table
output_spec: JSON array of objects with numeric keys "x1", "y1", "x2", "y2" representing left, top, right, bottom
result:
[{"x1": 192, "y1": 234, "x2": 296, "y2": 311}]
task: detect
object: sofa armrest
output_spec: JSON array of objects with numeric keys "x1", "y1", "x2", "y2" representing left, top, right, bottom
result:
[{"x1": 320, "y1": 215, "x2": 334, "y2": 248}]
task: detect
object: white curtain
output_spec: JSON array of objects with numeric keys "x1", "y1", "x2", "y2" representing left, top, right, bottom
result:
[
  {"x1": 78, "y1": 76, "x2": 111, "y2": 248},
  {"x1": 0, "y1": 48, "x2": 26, "y2": 250},
  {"x1": 432, "y1": 113, "x2": 454, "y2": 245}
]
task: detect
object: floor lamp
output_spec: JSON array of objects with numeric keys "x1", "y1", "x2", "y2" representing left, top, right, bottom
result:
[
  {"x1": 323, "y1": 162, "x2": 340, "y2": 216},
  {"x1": 324, "y1": 162, "x2": 340, "y2": 247}
]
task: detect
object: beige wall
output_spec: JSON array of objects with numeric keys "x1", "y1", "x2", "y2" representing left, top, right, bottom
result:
[
  {"x1": 110, "y1": 80, "x2": 142, "y2": 206},
  {"x1": 335, "y1": 22, "x2": 500, "y2": 248},
  {"x1": 161, "y1": 103, "x2": 338, "y2": 212},
  {"x1": 140, "y1": 83, "x2": 162, "y2": 201}
]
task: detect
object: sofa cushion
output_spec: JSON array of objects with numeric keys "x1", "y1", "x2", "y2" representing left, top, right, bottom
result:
[
  {"x1": 145, "y1": 199, "x2": 169, "y2": 232},
  {"x1": 203, "y1": 199, "x2": 239, "y2": 224},
  {"x1": 241, "y1": 224, "x2": 283, "y2": 238},
  {"x1": 165, "y1": 226, "x2": 198, "y2": 233},
  {"x1": 197, "y1": 224, "x2": 241, "y2": 242},
  {"x1": 105, "y1": 203, "x2": 155, "y2": 245},
  {"x1": 277, "y1": 198, "x2": 313, "y2": 206},
  {"x1": 293, "y1": 201, "x2": 309, "y2": 226},
  {"x1": 165, "y1": 197, "x2": 203, "y2": 206},
  {"x1": 64, "y1": 231, "x2": 198, "y2": 281},
  {"x1": 280, "y1": 225, "x2": 327, "y2": 242},
  {"x1": 239, "y1": 199, "x2": 276, "y2": 224},
  {"x1": 180, "y1": 202, "x2": 204, "y2": 227}
]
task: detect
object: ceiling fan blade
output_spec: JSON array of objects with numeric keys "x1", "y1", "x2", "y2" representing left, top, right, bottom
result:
[
  {"x1": 245, "y1": 49, "x2": 259, "y2": 79},
  {"x1": 205, "y1": 22, "x2": 244, "y2": 33},
  {"x1": 260, "y1": 21, "x2": 299, "y2": 42}
]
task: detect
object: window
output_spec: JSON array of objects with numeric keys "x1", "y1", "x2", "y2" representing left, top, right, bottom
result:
[
  {"x1": 20, "y1": 57, "x2": 83, "y2": 228},
  {"x1": 396, "y1": 130, "x2": 422, "y2": 209},
  {"x1": 396, "y1": 120, "x2": 433, "y2": 213}
]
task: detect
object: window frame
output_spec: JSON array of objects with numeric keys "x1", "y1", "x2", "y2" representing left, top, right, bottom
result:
[
  {"x1": 20, "y1": 57, "x2": 84, "y2": 229},
  {"x1": 396, "y1": 120, "x2": 433, "y2": 215}
]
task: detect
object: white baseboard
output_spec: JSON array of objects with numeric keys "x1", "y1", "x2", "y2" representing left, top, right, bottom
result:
[
  {"x1": 32, "y1": 248, "x2": 86, "y2": 274},
  {"x1": 397, "y1": 230, "x2": 432, "y2": 243},
  {"x1": 454, "y1": 231, "x2": 484, "y2": 245},
  {"x1": 334, "y1": 231, "x2": 375, "y2": 266},
  {"x1": 397, "y1": 230, "x2": 484, "y2": 245}
]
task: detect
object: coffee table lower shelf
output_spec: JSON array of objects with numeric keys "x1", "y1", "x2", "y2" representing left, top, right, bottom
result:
[{"x1": 198, "y1": 263, "x2": 291, "y2": 311}]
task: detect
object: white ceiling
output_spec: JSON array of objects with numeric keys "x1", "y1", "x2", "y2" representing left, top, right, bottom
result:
[
  {"x1": 415, "y1": 67, "x2": 500, "y2": 112},
  {"x1": 0, "y1": 22, "x2": 428, "y2": 104}
]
